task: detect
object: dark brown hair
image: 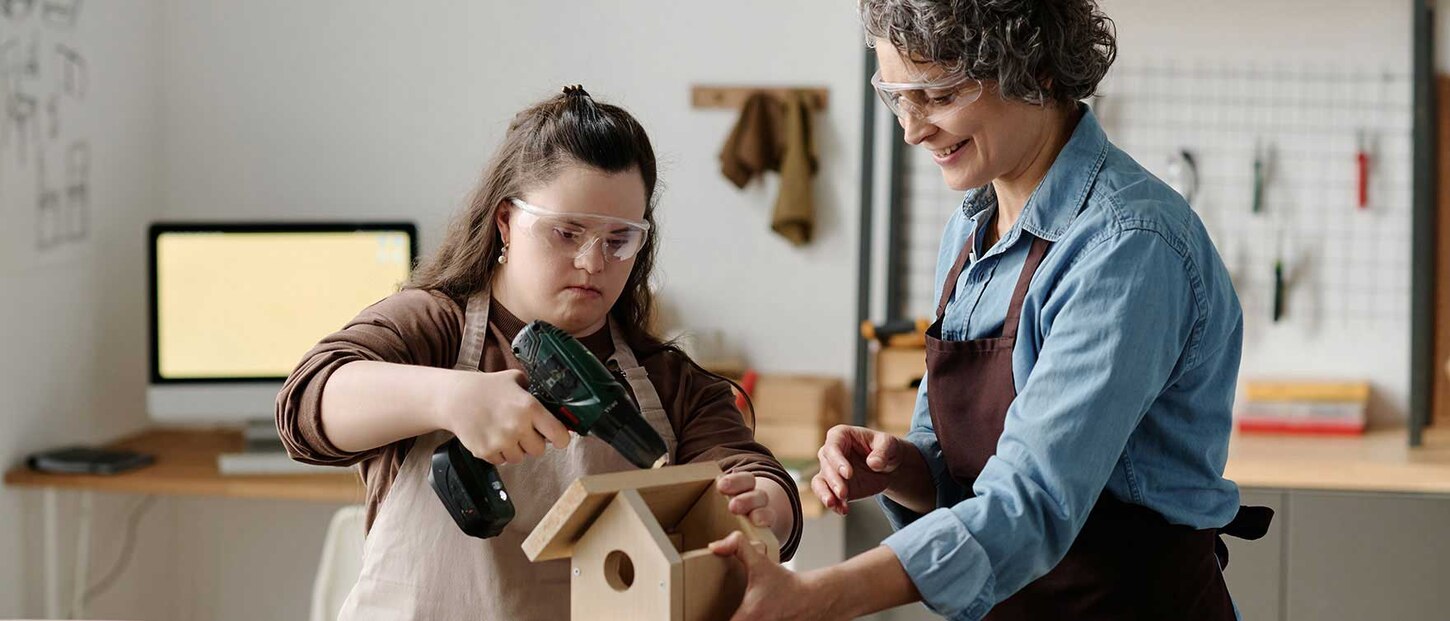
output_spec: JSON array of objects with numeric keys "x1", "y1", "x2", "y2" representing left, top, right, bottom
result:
[
  {"x1": 408, "y1": 86, "x2": 756, "y2": 423},
  {"x1": 407, "y1": 85, "x2": 664, "y2": 352}
]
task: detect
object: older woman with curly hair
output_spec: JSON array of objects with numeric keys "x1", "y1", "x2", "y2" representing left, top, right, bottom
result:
[{"x1": 709, "y1": 1, "x2": 1274, "y2": 619}]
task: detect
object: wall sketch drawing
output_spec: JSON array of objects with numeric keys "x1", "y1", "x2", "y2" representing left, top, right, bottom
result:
[
  {"x1": 35, "y1": 155, "x2": 61, "y2": 250},
  {"x1": 64, "y1": 140, "x2": 87, "y2": 239},
  {"x1": 0, "y1": 0, "x2": 89, "y2": 255},
  {"x1": 41, "y1": 0, "x2": 80, "y2": 28},
  {"x1": 45, "y1": 92, "x2": 57, "y2": 138},
  {"x1": 1, "y1": 0, "x2": 37, "y2": 20},
  {"x1": 3, "y1": 84, "x2": 38, "y2": 164},
  {"x1": 1, "y1": 37, "x2": 41, "y2": 164},
  {"x1": 34, "y1": 141, "x2": 86, "y2": 250},
  {"x1": 55, "y1": 43, "x2": 84, "y2": 97}
]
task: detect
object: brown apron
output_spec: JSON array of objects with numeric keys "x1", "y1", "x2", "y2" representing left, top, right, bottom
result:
[
  {"x1": 338, "y1": 288, "x2": 679, "y2": 621},
  {"x1": 925, "y1": 230, "x2": 1272, "y2": 621}
]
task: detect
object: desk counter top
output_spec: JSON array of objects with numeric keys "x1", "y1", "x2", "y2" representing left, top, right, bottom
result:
[
  {"x1": 1226, "y1": 426, "x2": 1450, "y2": 495},
  {"x1": 3, "y1": 427, "x2": 363, "y2": 503},
  {"x1": 12, "y1": 425, "x2": 1450, "y2": 503}
]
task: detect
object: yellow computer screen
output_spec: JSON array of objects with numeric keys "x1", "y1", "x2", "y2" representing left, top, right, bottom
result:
[{"x1": 155, "y1": 228, "x2": 413, "y2": 379}]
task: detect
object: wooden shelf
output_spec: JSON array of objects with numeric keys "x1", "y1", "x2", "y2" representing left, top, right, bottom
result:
[
  {"x1": 3, "y1": 427, "x2": 363, "y2": 503},
  {"x1": 690, "y1": 85, "x2": 829, "y2": 111}
]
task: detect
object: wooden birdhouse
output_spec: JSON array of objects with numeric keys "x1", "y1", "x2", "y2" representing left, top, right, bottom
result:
[{"x1": 522, "y1": 461, "x2": 780, "y2": 621}]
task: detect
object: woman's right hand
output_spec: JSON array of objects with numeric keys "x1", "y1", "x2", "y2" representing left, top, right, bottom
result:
[
  {"x1": 811, "y1": 425, "x2": 907, "y2": 515},
  {"x1": 435, "y1": 369, "x2": 572, "y2": 465}
]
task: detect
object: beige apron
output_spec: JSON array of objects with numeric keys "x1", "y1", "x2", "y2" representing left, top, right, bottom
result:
[{"x1": 339, "y1": 289, "x2": 679, "y2": 621}]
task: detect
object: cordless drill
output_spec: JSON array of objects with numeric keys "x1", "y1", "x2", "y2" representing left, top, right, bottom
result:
[{"x1": 429, "y1": 320, "x2": 670, "y2": 539}]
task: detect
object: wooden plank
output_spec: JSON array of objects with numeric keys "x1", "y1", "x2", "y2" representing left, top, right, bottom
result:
[
  {"x1": 524, "y1": 462, "x2": 722, "y2": 562},
  {"x1": 676, "y1": 502, "x2": 775, "y2": 621},
  {"x1": 680, "y1": 549, "x2": 749, "y2": 621},
  {"x1": 638, "y1": 481, "x2": 719, "y2": 534},
  {"x1": 750, "y1": 375, "x2": 845, "y2": 426},
  {"x1": 571, "y1": 489, "x2": 682, "y2": 621},
  {"x1": 752, "y1": 421, "x2": 826, "y2": 461},
  {"x1": 673, "y1": 481, "x2": 778, "y2": 563},
  {"x1": 875, "y1": 347, "x2": 926, "y2": 391},
  {"x1": 874, "y1": 387, "x2": 918, "y2": 431},
  {"x1": 2, "y1": 427, "x2": 362, "y2": 503},
  {"x1": 690, "y1": 85, "x2": 829, "y2": 111},
  {"x1": 674, "y1": 493, "x2": 777, "y2": 621}
]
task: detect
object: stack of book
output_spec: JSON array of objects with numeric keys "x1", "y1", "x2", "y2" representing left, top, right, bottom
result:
[{"x1": 1235, "y1": 380, "x2": 1370, "y2": 436}]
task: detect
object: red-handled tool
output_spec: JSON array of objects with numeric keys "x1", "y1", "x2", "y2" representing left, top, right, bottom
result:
[
  {"x1": 734, "y1": 369, "x2": 758, "y2": 414},
  {"x1": 1356, "y1": 130, "x2": 1370, "y2": 210}
]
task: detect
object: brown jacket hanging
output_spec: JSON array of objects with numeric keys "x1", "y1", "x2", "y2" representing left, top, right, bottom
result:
[
  {"x1": 719, "y1": 92, "x2": 780, "y2": 188},
  {"x1": 717, "y1": 91, "x2": 818, "y2": 246},
  {"x1": 771, "y1": 90, "x2": 817, "y2": 245}
]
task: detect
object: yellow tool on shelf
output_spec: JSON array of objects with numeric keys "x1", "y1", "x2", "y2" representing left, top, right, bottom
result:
[{"x1": 860, "y1": 318, "x2": 930, "y2": 348}]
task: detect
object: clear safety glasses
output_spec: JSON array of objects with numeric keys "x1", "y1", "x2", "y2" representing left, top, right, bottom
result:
[
  {"x1": 507, "y1": 198, "x2": 650, "y2": 264},
  {"x1": 871, "y1": 70, "x2": 984, "y2": 123}
]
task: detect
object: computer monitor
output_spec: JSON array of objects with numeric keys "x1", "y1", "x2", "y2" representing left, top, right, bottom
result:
[{"x1": 147, "y1": 222, "x2": 417, "y2": 425}]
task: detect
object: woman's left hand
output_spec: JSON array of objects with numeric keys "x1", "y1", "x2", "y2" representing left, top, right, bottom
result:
[
  {"x1": 715, "y1": 472, "x2": 776, "y2": 530},
  {"x1": 709, "y1": 531, "x2": 847, "y2": 621}
]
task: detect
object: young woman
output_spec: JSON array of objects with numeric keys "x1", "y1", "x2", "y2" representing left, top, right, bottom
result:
[{"x1": 277, "y1": 85, "x2": 801, "y2": 620}]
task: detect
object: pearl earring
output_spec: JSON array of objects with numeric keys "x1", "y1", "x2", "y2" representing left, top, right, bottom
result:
[{"x1": 497, "y1": 242, "x2": 509, "y2": 265}]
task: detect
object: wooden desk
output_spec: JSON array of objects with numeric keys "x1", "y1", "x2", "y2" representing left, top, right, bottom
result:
[
  {"x1": 4, "y1": 427, "x2": 360, "y2": 618},
  {"x1": 1226, "y1": 426, "x2": 1450, "y2": 494},
  {"x1": 4, "y1": 427, "x2": 834, "y2": 615},
  {"x1": 4, "y1": 427, "x2": 363, "y2": 502}
]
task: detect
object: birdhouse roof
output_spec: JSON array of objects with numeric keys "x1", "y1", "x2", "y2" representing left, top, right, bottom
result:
[{"x1": 522, "y1": 461, "x2": 723, "y2": 562}]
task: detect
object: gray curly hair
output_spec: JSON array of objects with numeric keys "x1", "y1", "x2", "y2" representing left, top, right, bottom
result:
[{"x1": 861, "y1": 0, "x2": 1116, "y2": 105}]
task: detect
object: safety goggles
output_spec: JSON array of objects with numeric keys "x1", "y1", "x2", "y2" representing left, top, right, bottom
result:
[
  {"x1": 871, "y1": 70, "x2": 983, "y2": 122},
  {"x1": 507, "y1": 198, "x2": 650, "y2": 263}
]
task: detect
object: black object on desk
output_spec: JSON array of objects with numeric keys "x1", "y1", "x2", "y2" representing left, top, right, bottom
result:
[{"x1": 27, "y1": 446, "x2": 155, "y2": 475}]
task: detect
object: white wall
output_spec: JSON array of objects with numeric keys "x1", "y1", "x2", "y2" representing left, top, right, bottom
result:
[
  {"x1": 160, "y1": 0, "x2": 867, "y2": 378},
  {"x1": 1107, "y1": 0, "x2": 1411, "y2": 66},
  {"x1": 0, "y1": 0, "x2": 164, "y2": 617}
]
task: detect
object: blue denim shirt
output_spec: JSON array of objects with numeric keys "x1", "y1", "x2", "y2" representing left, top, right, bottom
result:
[{"x1": 879, "y1": 107, "x2": 1244, "y2": 621}]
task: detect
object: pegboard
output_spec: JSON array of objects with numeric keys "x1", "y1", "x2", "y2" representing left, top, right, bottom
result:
[{"x1": 899, "y1": 60, "x2": 1413, "y2": 335}]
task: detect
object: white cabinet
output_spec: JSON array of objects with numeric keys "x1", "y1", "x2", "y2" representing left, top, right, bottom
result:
[{"x1": 1283, "y1": 492, "x2": 1450, "y2": 621}]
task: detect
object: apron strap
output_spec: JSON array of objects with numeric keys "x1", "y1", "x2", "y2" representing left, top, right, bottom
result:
[
  {"x1": 454, "y1": 290, "x2": 494, "y2": 372},
  {"x1": 935, "y1": 230, "x2": 978, "y2": 320},
  {"x1": 603, "y1": 318, "x2": 679, "y2": 456},
  {"x1": 934, "y1": 230, "x2": 1052, "y2": 341},
  {"x1": 1000, "y1": 236, "x2": 1051, "y2": 341},
  {"x1": 1213, "y1": 504, "x2": 1276, "y2": 569}
]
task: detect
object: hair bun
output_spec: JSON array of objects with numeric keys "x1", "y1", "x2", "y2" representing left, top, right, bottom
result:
[{"x1": 562, "y1": 84, "x2": 591, "y2": 99}]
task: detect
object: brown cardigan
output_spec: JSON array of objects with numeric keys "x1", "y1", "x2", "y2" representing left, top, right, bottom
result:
[{"x1": 275, "y1": 288, "x2": 802, "y2": 558}]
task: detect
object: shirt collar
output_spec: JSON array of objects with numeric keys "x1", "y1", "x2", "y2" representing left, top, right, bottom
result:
[{"x1": 958, "y1": 103, "x2": 1109, "y2": 243}]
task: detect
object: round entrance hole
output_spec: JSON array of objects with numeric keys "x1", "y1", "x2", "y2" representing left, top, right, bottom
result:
[{"x1": 604, "y1": 550, "x2": 635, "y2": 592}]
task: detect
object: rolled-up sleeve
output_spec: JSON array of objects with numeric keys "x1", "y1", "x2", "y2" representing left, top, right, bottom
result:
[
  {"x1": 881, "y1": 227, "x2": 1201, "y2": 620},
  {"x1": 667, "y1": 356, "x2": 804, "y2": 561},
  {"x1": 275, "y1": 289, "x2": 463, "y2": 466}
]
